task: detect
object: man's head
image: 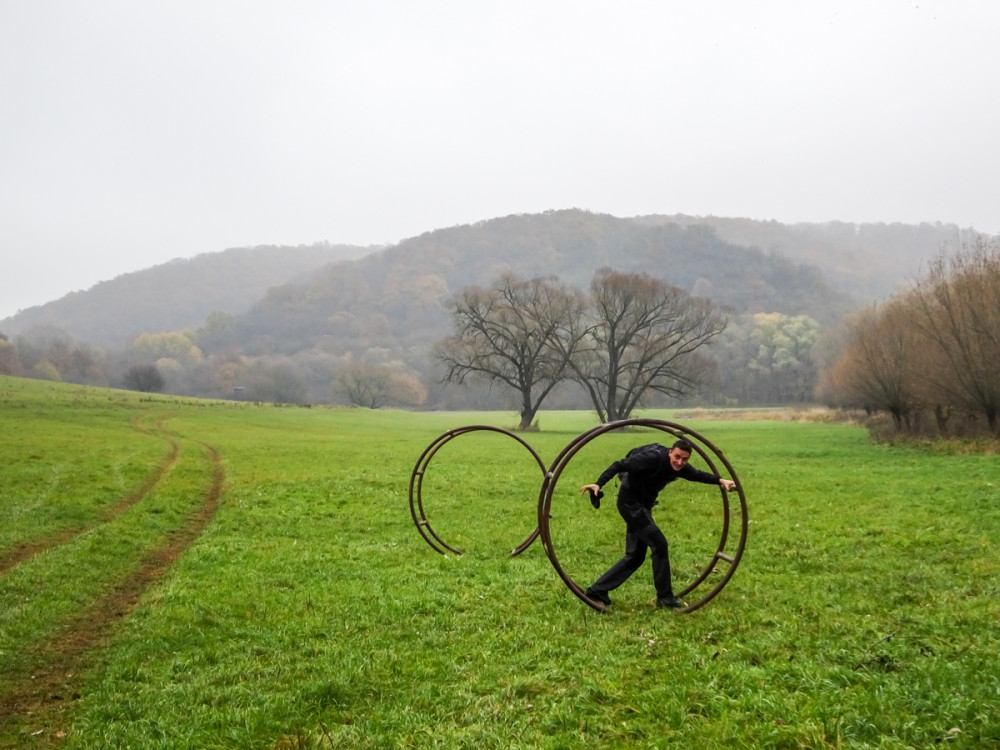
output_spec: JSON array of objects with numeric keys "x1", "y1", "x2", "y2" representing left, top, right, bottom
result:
[{"x1": 668, "y1": 439, "x2": 694, "y2": 471}]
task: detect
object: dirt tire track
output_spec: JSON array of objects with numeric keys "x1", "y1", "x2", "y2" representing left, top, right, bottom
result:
[
  {"x1": 0, "y1": 416, "x2": 179, "y2": 576},
  {"x1": 0, "y1": 433, "x2": 225, "y2": 741}
]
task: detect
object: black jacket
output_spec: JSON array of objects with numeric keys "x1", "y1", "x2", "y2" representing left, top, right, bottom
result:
[{"x1": 595, "y1": 443, "x2": 719, "y2": 509}]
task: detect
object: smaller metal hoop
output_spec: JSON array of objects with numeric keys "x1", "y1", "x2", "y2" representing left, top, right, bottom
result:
[
  {"x1": 538, "y1": 419, "x2": 748, "y2": 613},
  {"x1": 409, "y1": 425, "x2": 546, "y2": 556}
]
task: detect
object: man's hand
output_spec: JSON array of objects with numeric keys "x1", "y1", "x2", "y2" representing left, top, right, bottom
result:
[
  {"x1": 580, "y1": 483, "x2": 603, "y2": 508},
  {"x1": 719, "y1": 478, "x2": 737, "y2": 492}
]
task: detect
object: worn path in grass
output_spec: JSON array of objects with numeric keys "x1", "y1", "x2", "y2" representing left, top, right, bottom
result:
[
  {"x1": 0, "y1": 417, "x2": 179, "y2": 575},
  {"x1": 0, "y1": 418, "x2": 225, "y2": 745}
]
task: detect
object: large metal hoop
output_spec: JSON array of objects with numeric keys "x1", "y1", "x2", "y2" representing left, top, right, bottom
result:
[
  {"x1": 409, "y1": 425, "x2": 545, "y2": 556},
  {"x1": 538, "y1": 419, "x2": 748, "y2": 613}
]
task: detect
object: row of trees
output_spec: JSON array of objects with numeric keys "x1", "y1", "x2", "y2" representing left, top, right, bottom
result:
[
  {"x1": 0, "y1": 267, "x2": 827, "y2": 415},
  {"x1": 714, "y1": 312, "x2": 821, "y2": 405},
  {"x1": 820, "y1": 234, "x2": 1000, "y2": 436},
  {"x1": 0, "y1": 327, "x2": 429, "y2": 408},
  {"x1": 17, "y1": 236, "x2": 996, "y2": 439},
  {"x1": 434, "y1": 268, "x2": 728, "y2": 428},
  {"x1": 0, "y1": 329, "x2": 109, "y2": 385}
]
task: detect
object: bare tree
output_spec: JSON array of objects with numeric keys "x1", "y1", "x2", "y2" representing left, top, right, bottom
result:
[
  {"x1": 830, "y1": 301, "x2": 924, "y2": 430},
  {"x1": 336, "y1": 363, "x2": 392, "y2": 408},
  {"x1": 910, "y1": 234, "x2": 1000, "y2": 433},
  {"x1": 123, "y1": 363, "x2": 165, "y2": 393},
  {"x1": 434, "y1": 274, "x2": 587, "y2": 429},
  {"x1": 244, "y1": 360, "x2": 307, "y2": 404},
  {"x1": 336, "y1": 362, "x2": 428, "y2": 408},
  {"x1": 573, "y1": 268, "x2": 728, "y2": 423}
]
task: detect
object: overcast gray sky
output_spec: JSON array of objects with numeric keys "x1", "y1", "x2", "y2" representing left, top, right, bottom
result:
[{"x1": 2, "y1": 1, "x2": 998, "y2": 320}]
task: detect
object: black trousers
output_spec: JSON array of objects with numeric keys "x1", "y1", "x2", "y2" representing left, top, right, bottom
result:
[{"x1": 590, "y1": 496, "x2": 674, "y2": 599}]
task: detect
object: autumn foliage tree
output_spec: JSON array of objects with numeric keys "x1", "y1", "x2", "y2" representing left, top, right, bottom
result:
[
  {"x1": 715, "y1": 312, "x2": 821, "y2": 404},
  {"x1": 0, "y1": 335, "x2": 20, "y2": 376}
]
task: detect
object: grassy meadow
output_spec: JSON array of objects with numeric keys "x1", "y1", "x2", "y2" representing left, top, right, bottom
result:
[{"x1": 1, "y1": 375, "x2": 998, "y2": 749}]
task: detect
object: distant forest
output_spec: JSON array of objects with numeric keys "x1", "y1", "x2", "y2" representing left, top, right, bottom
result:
[
  {"x1": 3, "y1": 242, "x2": 378, "y2": 347},
  {"x1": 0, "y1": 209, "x2": 971, "y2": 411}
]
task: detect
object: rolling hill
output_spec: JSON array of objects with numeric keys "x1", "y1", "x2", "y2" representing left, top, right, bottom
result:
[{"x1": 1, "y1": 242, "x2": 378, "y2": 347}]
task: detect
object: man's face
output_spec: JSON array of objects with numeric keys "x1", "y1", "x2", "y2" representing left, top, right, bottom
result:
[{"x1": 668, "y1": 447, "x2": 691, "y2": 471}]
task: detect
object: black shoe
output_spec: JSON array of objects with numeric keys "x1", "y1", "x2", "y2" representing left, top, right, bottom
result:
[
  {"x1": 656, "y1": 596, "x2": 685, "y2": 609},
  {"x1": 585, "y1": 587, "x2": 612, "y2": 606}
]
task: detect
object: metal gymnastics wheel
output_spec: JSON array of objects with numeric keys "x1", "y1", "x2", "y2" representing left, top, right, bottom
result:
[
  {"x1": 409, "y1": 425, "x2": 545, "y2": 556},
  {"x1": 538, "y1": 418, "x2": 748, "y2": 614}
]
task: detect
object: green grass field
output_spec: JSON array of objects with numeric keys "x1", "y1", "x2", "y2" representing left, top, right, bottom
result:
[{"x1": 1, "y1": 376, "x2": 998, "y2": 749}]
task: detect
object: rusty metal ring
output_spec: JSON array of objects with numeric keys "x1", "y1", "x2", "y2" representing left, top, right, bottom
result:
[
  {"x1": 409, "y1": 425, "x2": 545, "y2": 556},
  {"x1": 538, "y1": 419, "x2": 748, "y2": 613}
]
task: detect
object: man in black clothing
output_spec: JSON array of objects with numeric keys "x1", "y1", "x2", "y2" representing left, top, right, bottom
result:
[{"x1": 580, "y1": 439, "x2": 736, "y2": 609}]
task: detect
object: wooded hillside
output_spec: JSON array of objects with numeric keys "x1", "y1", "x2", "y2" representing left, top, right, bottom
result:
[
  {"x1": 0, "y1": 210, "x2": 970, "y2": 408},
  {"x1": 216, "y1": 210, "x2": 855, "y2": 360},
  {"x1": 646, "y1": 214, "x2": 959, "y2": 300},
  {"x1": 1, "y1": 242, "x2": 376, "y2": 346}
]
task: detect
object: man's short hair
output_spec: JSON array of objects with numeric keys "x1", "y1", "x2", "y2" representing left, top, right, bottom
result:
[{"x1": 671, "y1": 438, "x2": 695, "y2": 454}]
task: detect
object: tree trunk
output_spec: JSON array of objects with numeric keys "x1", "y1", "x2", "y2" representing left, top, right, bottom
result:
[
  {"x1": 518, "y1": 406, "x2": 537, "y2": 431},
  {"x1": 934, "y1": 404, "x2": 950, "y2": 437}
]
